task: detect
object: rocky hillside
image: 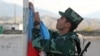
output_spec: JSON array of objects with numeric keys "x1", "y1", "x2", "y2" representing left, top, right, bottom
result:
[{"x1": 41, "y1": 15, "x2": 100, "y2": 31}]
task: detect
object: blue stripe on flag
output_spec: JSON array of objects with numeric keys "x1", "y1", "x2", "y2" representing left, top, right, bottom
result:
[
  {"x1": 28, "y1": 8, "x2": 34, "y2": 41},
  {"x1": 40, "y1": 21, "x2": 50, "y2": 39}
]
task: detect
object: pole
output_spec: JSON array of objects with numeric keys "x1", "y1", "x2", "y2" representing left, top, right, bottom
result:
[{"x1": 14, "y1": 4, "x2": 16, "y2": 24}]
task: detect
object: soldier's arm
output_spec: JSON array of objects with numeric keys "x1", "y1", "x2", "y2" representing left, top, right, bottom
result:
[
  {"x1": 32, "y1": 21, "x2": 58, "y2": 49},
  {"x1": 32, "y1": 27, "x2": 75, "y2": 56},
  {"x1": 32, "y1": 12, "x2": 47, "y2": 49}
]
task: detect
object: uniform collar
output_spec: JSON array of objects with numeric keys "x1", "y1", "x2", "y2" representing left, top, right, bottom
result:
[{"x1": 59, "y1": 32, "x2": 77, "y2": 39}]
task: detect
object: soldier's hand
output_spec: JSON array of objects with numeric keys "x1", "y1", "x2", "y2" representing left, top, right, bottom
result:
[
  {"x1": 39, "y1": 51, "x2": 47, "y2": 56},
  {"x1": 34, "y1": 12, "x2": 40, "y2": 22},
  {"x1": 34, "y1": 12, "x2": 40, "y2": 26}
]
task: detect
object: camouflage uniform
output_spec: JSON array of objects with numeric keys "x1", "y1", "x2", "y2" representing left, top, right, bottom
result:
[
  {"x1": 32, "y1": 8, "x2": 83, "y2": 56},
  {"x1": 32, "y1": 29, "x2": 80, "y2": 56}
]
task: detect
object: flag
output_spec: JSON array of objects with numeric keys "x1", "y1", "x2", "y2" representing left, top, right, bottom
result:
[
  {"x1": 27, "y1": 2, "x2": 50, "y2": 56},
  {"x1": 40, "y1": 21, "x2": 50, "y2": 40},
  {"x1": 27, "y1": 7, "x2": 39, "y2": 56}
]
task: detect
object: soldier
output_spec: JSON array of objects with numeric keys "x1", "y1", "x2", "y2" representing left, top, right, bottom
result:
[{"x1": 32, "y1": 8, "x2": 83, "y2": 56}]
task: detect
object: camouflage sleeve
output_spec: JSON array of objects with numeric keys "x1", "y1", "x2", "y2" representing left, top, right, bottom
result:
[
  {"x1": 32, "y1": 28, "x2": 42, "y2": 49},
  {"x1": 32, "y1": 28, "x2": 75, "y2": 56},
  {"x1": 42, "y1": 37, "x2": 75, "y2": 56},
  {"x1": 32, "y1": 28, "x2": 58, "y2": 50}
]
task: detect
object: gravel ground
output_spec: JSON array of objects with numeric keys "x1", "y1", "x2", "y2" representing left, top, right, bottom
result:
[
  {"x1": 84, "y1": 37, "x2": 100, "y2": 56},
  {"x1": 0, "y1": 34, "x2": 27, "y2": 56},
  {"x1": 0, "y1": 34, "x2": 100, "y2": 56}
]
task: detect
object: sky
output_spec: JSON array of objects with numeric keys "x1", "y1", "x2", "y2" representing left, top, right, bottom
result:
[
  {"x1": 33, "y1": 0, "x2": 100, "y2": 17},
  {"x1": 1, "y1": 0, "x2": 100, "y2": 18},
  {"x1": 1, "y1": 0, "x2": 23, "y2": 6}
]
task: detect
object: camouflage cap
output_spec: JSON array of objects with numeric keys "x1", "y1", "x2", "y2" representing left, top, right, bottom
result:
[{"x1": 59, "y1": 7, "x2": 83, "y2": 25}]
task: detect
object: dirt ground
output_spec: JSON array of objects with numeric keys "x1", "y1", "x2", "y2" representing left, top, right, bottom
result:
[
  {"x1": 83, "y1": 37, "x2": 100, "y2": 56},
  {"x1": 0, "y1": 34, "x2": 100, "y2": 56}
]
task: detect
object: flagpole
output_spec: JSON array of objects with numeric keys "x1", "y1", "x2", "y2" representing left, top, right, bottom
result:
[
  {"x1": 23, "y1": 0, "x2": 28, "y2": 56},
  {"x1": 23, "y1": 0, "x2": 29, "y2": 34}
]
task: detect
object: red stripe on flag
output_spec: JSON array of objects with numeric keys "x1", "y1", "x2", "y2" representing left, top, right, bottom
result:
[{"x1": 27, "y1": 41, "x2": 39, "y2": 56}]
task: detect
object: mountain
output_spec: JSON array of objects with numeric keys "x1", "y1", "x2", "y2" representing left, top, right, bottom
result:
[
  {"x1": 41, "y1": 16, "x2": 100, "y2": 31},
  {"x1": 0, "y1": 0, "x2": 23, "y2": 17},
  {"x1": 41, "y1": 15, "x2": 57, "y2": 30},
  {"x1": 0, "y1": 0, "x2": 23, "y2": 23},
  {"x1": 0, "y1": 0, "x2": 100, "y2": 31},
  {"x1": 0, "y1": 1, "x2": 58, "y2": 23},
  {"x1": 0, "y1": 0, "x2": 58, "y2": 17},
  {"x1": 35, "y1": 8, "x2": 59, "y2": 18},
  {"x1": 76, "y1": 18, "x2": 100, "y2": 31}
]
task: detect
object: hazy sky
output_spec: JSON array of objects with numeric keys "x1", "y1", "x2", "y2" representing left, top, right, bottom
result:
[
  {"x1": 33, "y1": 0, "x2": 100, "y2": 16},
  {"x1": 1, "y1": 0, "x2": 23, "y2": 6},
  {"x1": 2, "y1": 0, "x2": 100, "y2": 18}
]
